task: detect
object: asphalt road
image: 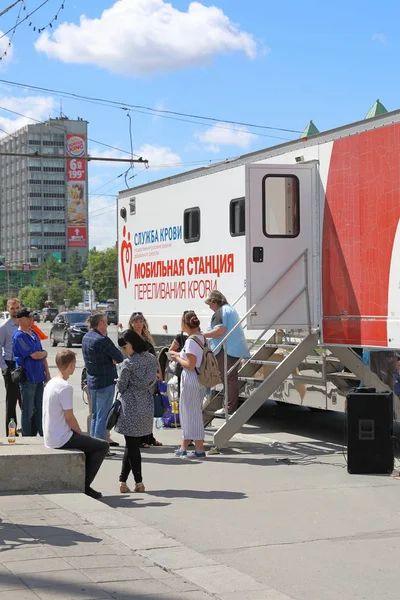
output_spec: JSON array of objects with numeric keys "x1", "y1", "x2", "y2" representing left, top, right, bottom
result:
[{"x1": 1, "y1": 323, "x2": 400, "y2": 599}]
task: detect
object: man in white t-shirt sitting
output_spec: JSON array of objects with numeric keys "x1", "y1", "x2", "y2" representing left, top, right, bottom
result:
[{"x1": 43, "y1": 349, "x2": 109, "y2": 499}]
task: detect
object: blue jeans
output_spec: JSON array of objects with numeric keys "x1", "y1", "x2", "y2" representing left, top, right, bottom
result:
[
  {"x1": 20, "y1": 381, "x2": 44, "y2": 436},
  {"x1": 89, "y1": 384, "x2": 115, "y2": 440}
]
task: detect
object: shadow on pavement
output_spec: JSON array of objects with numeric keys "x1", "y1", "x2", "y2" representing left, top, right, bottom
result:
[
  {"x1": 101, "y1": 496, "x2": 171, "y2": 509},
  {"x1": 0, "y1": 521, "x2": 101, "y2": 550},
  {"x1": 101, "y1": 488, "x2": 246, "y2": 507},
  {"x1": 0, "y1": 569, "x2": 183, "y2": 599},
  {"x1": 147, "y1": 489, "x2": 247, "y2": 500}
]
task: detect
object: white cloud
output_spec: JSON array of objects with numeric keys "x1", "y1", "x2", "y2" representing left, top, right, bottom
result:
[
  {"x1": 204, "y1": 144, "x2": 220, "y2": 154},
  {"x1": 88, "y1": 146, "x2": 129, "y2": 167},
  {"x1": 0, "y1": 31, "x2": 13, "y2": 70},
  {"x1": 140, "y1": 143, "x2": 181, "y2": 170},
  {"x1": 35, "y1": 0, "x2": 257, "y2": 76},
  {"x1": 195, "y1": 123, "x2": 257, "y2": 153},
  {"x1": 0, "y1": 95, "x2": 55, "y2": 136},
  {"x1": 372, "y1": 33, "x2": 387, "y2": 44}
]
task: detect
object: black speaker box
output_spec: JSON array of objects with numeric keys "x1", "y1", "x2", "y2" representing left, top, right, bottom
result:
[{"x1": 346, "y1": 389, "x2": 394, "y2": 474}]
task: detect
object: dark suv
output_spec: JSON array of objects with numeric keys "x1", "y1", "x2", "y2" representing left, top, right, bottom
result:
[
  {"x1": 42, "y1": 307, "x2": 58, "y2": 323},
  {"x1": 105, "y1": 310, "x2": 118, "y2": 325},
  {"x1": 50, "y1": 311, "x2": 91, "y2": 347}
]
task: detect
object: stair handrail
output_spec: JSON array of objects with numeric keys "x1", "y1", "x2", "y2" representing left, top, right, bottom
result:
[
  {"x1": 231, "y1": 289, "x2": 246, "y2": 309},
  {"x1": 211, "y1": 249, "x2": 311, "y2": 420},
  {"x1": 213, "y1": 249, "x2": 309, "y2": 355}
]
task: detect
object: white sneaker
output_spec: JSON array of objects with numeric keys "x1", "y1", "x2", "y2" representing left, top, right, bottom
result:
[{"x1": 214, "y1": 408, "x2": 226, "y2": 417}]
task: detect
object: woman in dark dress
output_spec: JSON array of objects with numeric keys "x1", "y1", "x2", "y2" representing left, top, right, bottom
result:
[{"x1": 128, "y1": 312, "x2": 163, "y2": 448}]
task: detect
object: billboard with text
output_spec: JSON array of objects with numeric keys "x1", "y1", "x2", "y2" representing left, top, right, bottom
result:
[{"x1": 66, "y1": 134, "x2": 87, "y2": 249}]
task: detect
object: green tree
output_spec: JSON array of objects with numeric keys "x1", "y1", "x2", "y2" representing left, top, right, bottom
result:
[
  {"x1": 19, "y1": 287, "x2": 47, "y2": 310},
  {"x1": 83, "y1": 247, "x2": 118, "y2": 303},
  {"x1": 66, "y1": 251, "x2": 87, "y2": 287},
  {"x1": 0, "y1": 295, "x2": 7, "y2": 310},
  {"x1": 47, "y1": 278, "x2": 68, "y2": 306},
  {"x1": 36, "y1": 256, "x2": 65, "y2": 286},
  {"x1": 67, "y1": 280, "x2": 83, "y2": 308}
]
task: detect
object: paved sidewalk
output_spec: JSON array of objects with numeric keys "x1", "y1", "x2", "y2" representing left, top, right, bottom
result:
[{"x1": 0, "y1": 492, "x2": 286, "y2": 600}]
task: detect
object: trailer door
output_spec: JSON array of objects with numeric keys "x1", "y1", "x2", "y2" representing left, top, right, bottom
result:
[{"x1": 246, "y1": 162, "x2": 319, "y2": 329}]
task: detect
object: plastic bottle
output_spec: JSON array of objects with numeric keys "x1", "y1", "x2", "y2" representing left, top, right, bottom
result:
[
  {"x1": 8, "y1": 418, "x2": 16, "y2": 444},
  {"x1": 155, "y1": 418, "x2": 164, "y2": 430}
]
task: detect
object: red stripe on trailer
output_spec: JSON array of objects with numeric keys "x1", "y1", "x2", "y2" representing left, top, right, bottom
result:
[{"x1": 322, "y1": 123, "x2": 400, "y2": 346}]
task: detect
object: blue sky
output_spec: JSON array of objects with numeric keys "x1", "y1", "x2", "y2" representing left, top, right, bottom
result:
[{"x1": 0, "y1": 0, "x2": 399, "y2": 247}]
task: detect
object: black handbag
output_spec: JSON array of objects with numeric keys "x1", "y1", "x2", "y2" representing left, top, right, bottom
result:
[
  {"x1": 11, "y1": 365, "x2": 27, "y2": 385},
  {"x1": 106, "y1": 395, "x2": 122, "y2": 431}
]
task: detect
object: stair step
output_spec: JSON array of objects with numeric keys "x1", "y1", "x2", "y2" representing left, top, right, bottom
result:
[
  {"x1": 329, "y1": 372, "x2": 359, "y2": 380},
  {"x1": 258, "y1": 343, "x2": 297, "y2": 349},
  {"x1": 292, "y1": 375, "x2": 324, "y2": 385},
  {"x1": 302, "y1": 356, "x2": 341, "y2": 364},
  {"x1": 238, "y1": 376, "x2": 264, "y2": 383},
  {"x1": 248, "y1": 360, "x2": 281, "y2": 366}
]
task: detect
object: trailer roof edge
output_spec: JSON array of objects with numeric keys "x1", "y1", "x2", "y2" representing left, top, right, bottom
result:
[{"x1": 118, "y1": 108, "x2": 400, "y2": 198}]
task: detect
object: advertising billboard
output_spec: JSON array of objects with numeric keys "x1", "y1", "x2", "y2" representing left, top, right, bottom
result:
[
  {"x1": 68, "y1": 227, "x2": 87, "y2": 248},
  {"x1": 66, "y1": 134, "x2": 87, "y2": 249}
]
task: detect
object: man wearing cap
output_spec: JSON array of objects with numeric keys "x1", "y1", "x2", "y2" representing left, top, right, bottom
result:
[
  {"x1": 204, "y1": 290, "x2": 249, "y2": 416},
  {"x1": 13, "y1": 307, "x2": 50, "y2": 436},
  {"x1": 0, "y1": 298, "x2": 22, "y2": 435}
]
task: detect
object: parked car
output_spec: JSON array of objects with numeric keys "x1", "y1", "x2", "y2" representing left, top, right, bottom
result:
[
  {"x1": 50, "y1": 312, "x2": 91, "y2": 347},
  {"x1": 32, "y1": 311, "x2": 41, "y2": 323},
  {"x1": 0, "y1": 311, "x2": 9, "y2": 323},
  {"x1": 42, "y1": 307, "x2": 58, "y2": 323},
  {"x1": 105, "y1": 310, "x2": 118, "y2": 325}
]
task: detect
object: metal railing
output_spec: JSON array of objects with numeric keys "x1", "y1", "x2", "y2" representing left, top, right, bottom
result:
[
  {"x1": 211, "y1": 250, "x2": 312, "y2": 421},
  {"x1": 231, "y1": 289, "x2": 246, "y2": 309}
]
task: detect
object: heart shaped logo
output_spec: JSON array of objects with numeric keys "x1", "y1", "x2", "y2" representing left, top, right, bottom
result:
[{"x1": 120, "y1": 225, "x2": 133, "y2": 289}]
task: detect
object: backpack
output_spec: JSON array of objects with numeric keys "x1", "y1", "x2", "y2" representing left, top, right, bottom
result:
[{"x1": 189, "y1": 335, "x2": 222, "y2": 388}]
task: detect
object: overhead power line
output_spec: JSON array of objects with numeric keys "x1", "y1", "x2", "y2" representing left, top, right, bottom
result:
[
  {"x1": 0, "y1": 151, "x2": 147, "y2": 163},
  {"x1": 0, "y1": 104, "x2": 144, "y2": 157},
  {"x1": 0, "y1": 104, "x2": 243, "y2": 169},
  {"x1": 0, "y1": 0, "x2": 23, "y2": 18},
  {"x1": 0, "y1": 0, "x2": 24, "y2": 62},
  {"x1": 0, "y1": 78, "x2": 302, "y2": 135},
  {"x1": 24, "y1": 0, "x2": 66, "y2": 34},
  {"x1": 0, "y1": 0, "x2": 50, "y2": 40}
]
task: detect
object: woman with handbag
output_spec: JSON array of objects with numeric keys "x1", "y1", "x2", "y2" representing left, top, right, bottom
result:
[
  {"x1": 115, "y1": 329, "x2": 158, "y2": 493},
  {"x1": 169, "y1": 310, "x2": 206, "y2": 458},
  {"x1": 128, "y1": 311, "x2": 163, "y2": 448}
]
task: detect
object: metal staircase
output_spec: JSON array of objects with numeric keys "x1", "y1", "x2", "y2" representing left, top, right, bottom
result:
[
  {"x1": 201, "y1": 250, "x2": 315, "y2": 448},
  {"x1": 198, "y1": 248, "x2": 399, "y2": 450},
  {"x1": 202, "y1": 330, "x2": 285, "y2": 425},
  {"x1": 211, "y1": 332, "x2": 319, "y2": 449}
]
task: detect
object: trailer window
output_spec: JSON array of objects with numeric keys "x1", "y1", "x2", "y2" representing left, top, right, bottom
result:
[
  {"x1": 262, "y1": 175, "x2": 299, "y2": 238},
  {"x1": 184, "y1": 207, "x2": 200, "y2": 243},
  {"x1": 230, "y1": 197, "x2": 245, "y2": 237}
]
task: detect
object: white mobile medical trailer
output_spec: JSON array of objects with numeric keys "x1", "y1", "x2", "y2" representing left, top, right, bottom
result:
[{"x1": 117, "y1": 109, "x2": 400, "y2": 448}]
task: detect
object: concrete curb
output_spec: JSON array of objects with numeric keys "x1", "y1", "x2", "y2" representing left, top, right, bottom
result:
[{"x1": 47, "y1": 493, "x2": 294, "y2": 600}]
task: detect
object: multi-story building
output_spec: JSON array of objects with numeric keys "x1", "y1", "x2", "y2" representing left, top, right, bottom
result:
[{"x1": 0, "y1": 117, "x2": 88, "y2": 266}]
